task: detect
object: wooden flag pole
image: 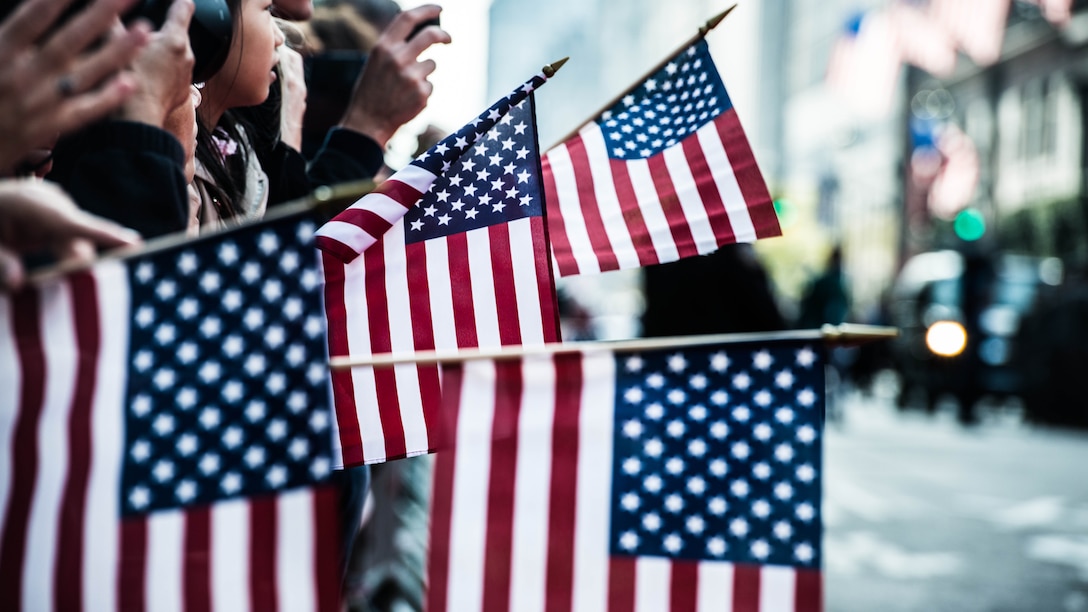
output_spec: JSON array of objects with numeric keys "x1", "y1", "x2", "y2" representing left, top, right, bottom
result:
[
  {"x1": 24, "y1": 179, "x2": 375, "y2": 286},
  {"x1": 327, "y1": 324, "x2": 898, "y2": 369},
  {"x1": 545, "y1": 4, "x2": 738, "y2": 151}
]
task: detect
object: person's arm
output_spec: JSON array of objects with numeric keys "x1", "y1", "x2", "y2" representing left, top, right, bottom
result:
[{"x1": 0, "y1": 179, "x2": 142, "y2": 290}]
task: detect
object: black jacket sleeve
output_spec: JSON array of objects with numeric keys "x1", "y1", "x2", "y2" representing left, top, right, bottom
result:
[
  {"x1": 261, "y1": 127, "x2": 385, "y2": 210},
  {"x1": 47, "y1": 121, "x2": 190, "y2": 239}
]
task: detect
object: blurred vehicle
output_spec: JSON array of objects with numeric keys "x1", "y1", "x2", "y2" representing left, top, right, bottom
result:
[{"x1": 888, "y1": 249, "x2": 1063, "y2": 420}]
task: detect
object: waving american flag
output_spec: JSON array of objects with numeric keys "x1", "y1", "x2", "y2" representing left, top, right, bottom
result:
[
  {"x1": 543, "y1": 39, "x2": 781, "y2": 277},
  {"x1": 317, "y1": 73, "x2": 560, "y2": 467},
  {"x1": 429, "y1": 339, "x2": 825, "y2": 611}
]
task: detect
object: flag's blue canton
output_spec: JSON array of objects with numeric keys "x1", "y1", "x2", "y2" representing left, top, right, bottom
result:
[
  {"x1": 598, "y1": 39, "x2": 732, "y2": 161},
  {"x1": 120, "y1": 215, "x2": 334, "y2": 516},
  {"x1": 403, "y1": 96, "x2": 543, "y2": 244},
  {"x1": 609, "y1": 342, "x2": 824, "y2": 568}
]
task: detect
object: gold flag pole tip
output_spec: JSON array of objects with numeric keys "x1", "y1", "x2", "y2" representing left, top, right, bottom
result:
[
  {"x1": 543, "y1": 57, "x2": 569, "y2": 78},
  {"x1": 700, "y1": 4, "x2": 737, "y2": 35}
]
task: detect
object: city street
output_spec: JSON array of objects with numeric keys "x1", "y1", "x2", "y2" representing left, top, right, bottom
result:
[{"x1": 825, "y1": 375, "x2": 1088, "y2": 612}]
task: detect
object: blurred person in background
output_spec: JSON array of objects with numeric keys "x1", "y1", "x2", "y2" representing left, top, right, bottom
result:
[
  {"x1": 641, "y1": 243, "x2": 787, "y2": 337},
  {"x1": 796, "y1": 244, "x2": 850, "y2": 330}
]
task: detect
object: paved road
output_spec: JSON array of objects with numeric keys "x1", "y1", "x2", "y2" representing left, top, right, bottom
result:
[{"x1": 825, "y1": 380, "x2": 1088, "y2": 612}]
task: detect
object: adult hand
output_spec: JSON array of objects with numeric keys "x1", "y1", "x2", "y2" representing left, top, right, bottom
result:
[
  {"x1": 338, "y1": 4, "x2": 451, "y2": 149},
  {"x1": 277, "y1": 44, "x2": 307, "y2": 151},
  {"x1": 118, "y1": 0, "x2": 195, "y2": 128},
  {"x1": 0, "y1": 179, "x2": 142, "y2": 291},
  {"x1": 0, "y1": 0, "x2": 152, "y2": 174}
]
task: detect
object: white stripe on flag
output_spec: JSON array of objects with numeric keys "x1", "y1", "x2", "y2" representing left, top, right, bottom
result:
[
  {"x1": 697, "y1": 121, "x2": 758, "y2": 242},
  {"x1": 571, "y1": 351, "x2": 615, "y2": 612},
  {"x1": 626, "y1": 158, "x2": 680, "y2": 264},
  {"x1": 465, "y1": 227, "x2": 502, "y2": 348},
  {"x1": 84, "y1": 264, "x2": 129, "y2": 611},
  {"x1": 662, "y1": 142, "x2": 719, "y2": 254},
  {"x1": 634, "y1": 556, "x2": 672, "y2": 612},
  {"x1": 24, "y1": 280, "x2": 76, "y2": 612},
  {"x1": 381, "y1": 223, "x2": 428, "y2": 455},
  {"x1": 0, "y1": 295, "x2": 20, "y2": 544},
  {"x1": 580, "y1": 125, "x2": 641, "y2": 270},
  {"x1": 424, "y1": 233, "x2": 457, "y2": 349},
  {"x1": 339, "y1": 258, "x2": 385, "y2": 464},
  {"x1": 508, "y1": 356, "x2": 556, "y2": 612},
  {"x1": 507, "y1": 218, "x2": 546, "y2": 347},
  {"x1": 445, "y1": 360, "x2": 498, "y2": 610},
  {"x1": 211, "y1": 498, "x2": 251, "y2": 612},
  {"x1": 760, "y1": 564, "x2": 797, "y2": 611},
  {"x1": 277, "y1": 489, "x2": 317, "y2": 612},
  {"x1": 544, "y1": 144, "x2": 601, "y2": 275},
  {"x1": 146, "y1": 509, "x2": 185, "y2": 612},
  {"x1": 697, "y1": 561, "x2": 735, "y2": 610},
  {"x1": 393, "y1": 164, "x2": 440, "y2": 193}
]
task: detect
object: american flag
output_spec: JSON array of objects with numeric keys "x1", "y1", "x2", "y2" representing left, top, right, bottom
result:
[
  {"x1": 826, "y1": 11, "x2": 902, "y2": 120},
  {"x1": 930, "y1": 0, "x2": 1010, "y2": 66},
  {"x1": 0, "y1": 212, "x2": 342, "y2": 610},
  {"x1": 316, "y1": 75, "x2": 560, "y2": 467},
  {"x1": 542, "y1": 39, "x2": 780, "y2": 278},
  {"x1": 428, "y1": 340, "x2": 825, "y2": 611}
]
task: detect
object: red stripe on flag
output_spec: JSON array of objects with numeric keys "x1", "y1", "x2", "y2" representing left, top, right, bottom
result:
[
  {"x1": 607, "y1": 556, "x2": 636, "y2": 612},
  {"x1": 646, "y1": 154, "x2": 699, "y2": 259},
  {"x1": 321, "y1": 252, "x2": 364, "y2": 466},
  {"x1": 682, "y1": 135, "x2": 736, "y2": 245},
  {"x1": 313, "y1": 235, "x2": 361, "y2": 265},
  {"x1": 118, "y1": 518, "x2": 148, "y2": 611},
  {"x1": 566, "y1": 136, "x2": 620, "y2": 272},
  {"x1": 795, "y1": 568, "x2": 823, "y2": 612},
  {"x1": 376, "y1": 178, "x2": 424, "y2": 209},
  {"x1": 55, "y1": 274, "x2": 99, "y2": 612},
  {"x1": 0, "y1": 289, "x2": 44, "y2": 608},
  {"x1": 363, "y1": 245, "x2": 408, "y2": 461},
  {"x1": 314, "y1": 486, "x2": 343, "y2": 612},
  {"x1": 251, "y1": 497, "x2": 278, "y2": 612},
  {"x1": 607, "y1": 159, "x2": 659, "y2": 268},
  {"x1": 184, "y1": 506, "x2": 211, "y2": 612},
  {"x1": 669, "y1": 559, "x2": 699, "y2": 612},
  {"x1": 529, "y1": 216, "x2": 561, "y2": 342},
  {"x1": 541, "y1": 153, "x2": 580, "y2": 278},
  {"x1": 331, "y1": 208, "x2": 393, "y2": 243},
  {"x1": 405, "y1": 241, "x2": 442, "y2": 455},
  {"x1": 425, "y1": 364, "x2": 463, "y2": 612},
  {"x1": 481, "y1": 361, "x2": 523, "y2": 612},
  {"x1": 446, "y1": 232, "x2": 479, "y2": 348},
  {"x1": 732, "y1": 563, "x2": 762, "y2": 612},
  {"x1": 716, "y1": 111, "x2": 780, "y2": 239},
  {"x1": 544, "y1": 354, "x2": 582, "y2": 611},
  {"x1": 489, "y1": 223, "x2": 523, "y2": 346}
]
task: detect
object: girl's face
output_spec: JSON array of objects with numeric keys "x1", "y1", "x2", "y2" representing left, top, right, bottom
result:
[{"x1": 207, "y1": 0, "x2": 285, "y2": 109}]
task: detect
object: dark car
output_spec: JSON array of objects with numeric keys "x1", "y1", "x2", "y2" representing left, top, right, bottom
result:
[{"x1": 888, "y1": 249, "x2": 1062, "y2": 421}]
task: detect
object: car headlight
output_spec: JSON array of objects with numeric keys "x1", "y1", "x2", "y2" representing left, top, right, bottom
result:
[{"x1": 926, "y1": 321, "x2": 967, "y2": 357}]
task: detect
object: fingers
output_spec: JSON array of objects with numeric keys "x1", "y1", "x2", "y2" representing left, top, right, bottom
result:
[
  {"x1": 402, "y1": 23, "x2": 452, "y2": 59},
  {"x1": 0, "y1": 0, "x2": 77, "y2": 59},
  {"x1": 52, "y1": 73, "x2": 139, "y2": 138},
  {"x1": 380, "y1": 4, "x2": 443, "y2": 44},
  {"x1": 69, "y1": 20, "x2": 151, "y2": 97},
  {"x1": 160, "y1": 0, "x2": 196, "y2": 37},
  {"x1": 40, "y1": 0, "x2": 142, "y2": 67}
]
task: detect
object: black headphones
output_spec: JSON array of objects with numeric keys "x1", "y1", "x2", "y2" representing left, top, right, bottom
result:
[{"x1": 123, "y1": 0, "x2": 235, "y2": 84}]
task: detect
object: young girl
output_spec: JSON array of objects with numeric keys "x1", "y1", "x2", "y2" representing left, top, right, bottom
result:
[{"x1": 191, "y1": 0, "x2": 284, "y2": 230}]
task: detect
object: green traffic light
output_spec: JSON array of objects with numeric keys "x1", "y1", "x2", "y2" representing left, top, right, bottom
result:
[{"x1": 954, "y1": 208, "x2": 986, "y2": 241}]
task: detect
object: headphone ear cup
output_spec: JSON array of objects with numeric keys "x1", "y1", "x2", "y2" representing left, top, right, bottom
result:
[{"x1": 189, "y1": 0, "x2": 234, "y2": 84}]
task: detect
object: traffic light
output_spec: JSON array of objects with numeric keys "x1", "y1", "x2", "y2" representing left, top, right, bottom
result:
[{"x1": 953, "y1": 207, "x2": 986, "y2": 241}]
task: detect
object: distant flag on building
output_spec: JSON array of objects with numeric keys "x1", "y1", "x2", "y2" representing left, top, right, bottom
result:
[
  {"x1": 890, "y1": 1, "x2": 957, "y2": 78},
  {"x1": 542, "y1": 39, "x2": 780, "y2": 277},
  {"x1": 316, "y1": 73, "x2": 560, "y2": 467},
  {"x1": 826, "y1": 10, "x2": 903, "y2": 120},
  {"x1": 0, "y1": 212, "x2": 342, "y2": 611},
  {"x1": 427, "y1": 339, "x2": 826, "y2": 611},
  {"x1": 929, "y1": 122, "x2": 980, "y2": 219},
  {"x1": 930, "y1": 0, "x2": 1010, "y2": 66}
]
